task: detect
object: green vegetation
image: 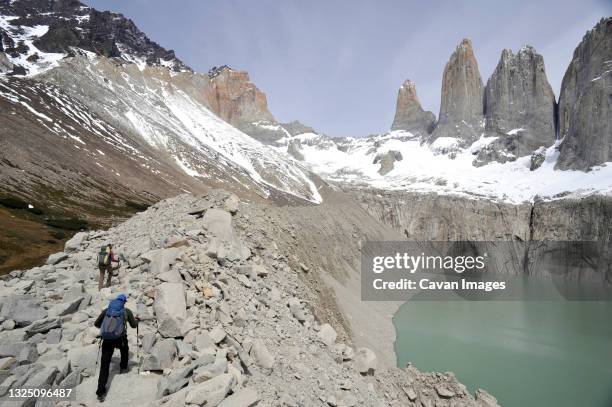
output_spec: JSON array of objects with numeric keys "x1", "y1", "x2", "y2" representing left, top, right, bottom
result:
[
  {"x1": 45, "y1": 218, "x2": 88, "y2": 231},
  {"x1": 0, "y1": 196, "x2": 28, "y2": 210},
  {"x1": 126, "y1": 200, "x2": 150, "y2": 211}
]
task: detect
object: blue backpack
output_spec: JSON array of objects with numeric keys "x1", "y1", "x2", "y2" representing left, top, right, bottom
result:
[{"x1": 100, "y1": 299, "x2": 126, "y2": 340}]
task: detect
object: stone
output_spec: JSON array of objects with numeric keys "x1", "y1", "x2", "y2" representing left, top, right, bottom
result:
[
  {"x1": 46, "y1": 328, "x2": 62, "y2": 344},
  {"x1": 195, "y1": 332, "x2": 216, "y2": 352},
  {"x1": 236, "y1": 274, "x2": 251, "y2": 288},
  {"x1": 12, "y1": 280, "x2": 34, "y2": 292},
  {"x1": 557, "y1": 17, "x2": 612, "y2": 170},
  {"x1": 404, "y1": 386, "x2": 418, "y2": 401},
  {"x1": 136, "y1": 303, "x2": 154, "y2": 320},
  {"x1": 249, "y1": 339, "x2": 274, "y2": 369},
  {"x1": 67, "y1": 344, "x2": 99, "y2": 375},
  {"x1": 354, "y1": 348, "x2": 377, "y2": 374},
  {"x1": 157, "y1": 268, "x2": 183, "y2": 283},
  {"x1": 223, "y1": 194, "x2": 240, "y2": 214},
  {"x1": 390, "y1": 79, "x2": 436, "y2": 137},
  {"x1": 26, "y1": 318, "x2": 61, "y2": 336},
  {"x1": 218, "y1": 387, "x2": 259, "y2": 407},
  {"x1": 430, "y1": 38, "x2": 484, "y2": 146},
  {"x1": 141, "y1": 338, "x2": 177, "y2": 371},
  {"x1": 193, "y1": 357, "x2": 227, "y2": 383},
  {"x1": 0, "y1": 357, "x2": 14, "y2": 370},
  {"x1": 373, "y1": 150, "x2": 403, "y2": 175},
  {"x1": 157, "y1": 366, "x2": 194, "y2": 398},
  {"x1": 317, "y1": 324, "x2": 337, "y2": 347},
  {"x1": 209, "y1": 326, "x2": 227, "y2": 344},
  {"x1": 288, "y1": 298, "x2": 306, "y2": 322},
  {"x1": 1, "y1": 320, "x2": 15, "y2": 331},
  {"x1": 142, "y1": 247, "x2": 181, "y2": 275},
  {"x1": 185, "y1": 373, "x2": 234, "y2": 406},
  {"x1": 530, "y1": 147, "x2": 547, "y2": 171},
  {"x1": 202, "y1": 209, "x2": 250, "y2": 263},
  {"x1": 142, "y1": 333, "x2": 157, "y2": 353},
  {"x1": 25, "y1": 366, "x2": 58, "y2": 387},
  {"x1": 47, "y1": 252, "x2": 68, "y2": 265},
  {"x1": 435, "y1": 385, "x2": 455, "y2": 398},
  {"x1": 49, "y1": 297, "x2": 83, "y2": 317},
  {"x1": 1, "y1": 298, "x2": 47, "y2": 327},
  {"x1": 64, "y1": 231, "x2": 89, "y2": 252},
  {"x1": 17, "y1": 343, "x2": 39, "y2": 365},
  {"x1": 154, "y1": 282, "x2": 187, "y2": 338}
]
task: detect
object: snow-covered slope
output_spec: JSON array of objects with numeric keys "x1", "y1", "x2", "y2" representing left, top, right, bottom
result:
[
  {"x1": 276, "y1": 130, "x2": 612, "y2": 204},
  {"x1": 37, "y1": 55, "x2": 321, "y2": 203}
]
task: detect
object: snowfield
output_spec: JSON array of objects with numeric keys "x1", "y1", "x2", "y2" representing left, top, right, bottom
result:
[{"x1": 276, "y1": 131, "x2": 612, "y2": 204}]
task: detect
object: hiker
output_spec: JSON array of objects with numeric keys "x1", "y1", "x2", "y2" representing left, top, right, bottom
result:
[
  {"x1": 98, "y1": 244, "x2": 119, "y2": 290},
  {"x1": 94, "y1": 294, "x2": 139, "y2": 402}
]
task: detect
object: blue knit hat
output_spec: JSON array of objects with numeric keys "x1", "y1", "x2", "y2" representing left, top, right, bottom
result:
[{"x1": 116, "y1": 293, "x2": 127, "y2": 302}]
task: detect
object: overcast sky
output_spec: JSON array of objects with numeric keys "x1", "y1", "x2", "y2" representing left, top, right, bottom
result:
[{"x1": 86, "y1": 0, "x2": 611, "y2": 137}]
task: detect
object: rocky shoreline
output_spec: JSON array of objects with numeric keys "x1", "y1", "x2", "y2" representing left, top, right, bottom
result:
[{"x1": 0, "y1": 190, "x2": 499, "y2": 406}]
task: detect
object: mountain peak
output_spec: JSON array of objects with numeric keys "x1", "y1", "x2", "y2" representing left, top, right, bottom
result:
[
  {"x1": 0, "y1": 0, "x2": 189, "y2": 76},
  {"x1": 390, "y1": 79, "x2": 435, "y2": 136}
]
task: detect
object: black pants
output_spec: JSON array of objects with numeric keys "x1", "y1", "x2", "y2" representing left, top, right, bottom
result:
[{"x1": 96, "y1": 337, "x2": 129, "y2": 395}]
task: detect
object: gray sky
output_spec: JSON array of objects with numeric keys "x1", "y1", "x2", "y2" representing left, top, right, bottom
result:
[{"x1": 86, "y1": 0, "x2": 611, "y2": 138}]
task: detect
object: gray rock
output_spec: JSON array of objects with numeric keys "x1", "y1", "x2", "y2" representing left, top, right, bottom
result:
[
  {"x1": 136, "y1": 303, "x2": 154, "y2": 321},
  {"x1": 64, "y1": 231, "x2": 89, "y2": 252},
  {"x1": 557, "y1": 17, "x2": 612, "y2": 170},
  {"x1": 141, "y1": 333, "x2": 157, "y2": 353},
  {"x1": 49, "y1": 297, "x2": 83, "y2": 317},
  {"x1": 530, "y1": 147, "x2": 546, "y2": 171},
  {"x1": 218, "y1": 387, "x2": 259, "y2": 407},
  {"x1": 193, "y1": 357, "x2": 227, "y2": 383},
  {"x1": 317, "y1": 324, "x2": 337, "y2": 347},
  {"x1": 475, "y1": 46, "x2": 556, "y2": 166},
  {"x1": 24, "y1": 366, "x2": 58, "y2": 387},
  {"x1": 59, "y1": 370, "x2": 82, "y2": 388},
  {"x1": 26, "y1": 318, "x2": 61, "y2": 336},
  {"x1": 46, "y1": 252, "x2": 68, "y2": 265},
  {"x1": 195, "y1": 332, "x2": 216, "y2": 352},
  {"x1": 17, "y1": 343, "x2": 39, "y2": 365},
  {"x1": 435, "y1": 385, "x2": 455, "y2": 398},
  {"x1": 203, "y1": 209, "x2": 250, "y2": 263},
  {"x1": 1, "y1": 298, "x2": 47, "y2": 327},
  {"x1": 354, "y1": 348, "x2": 377, "y2": 374},
  {"x1": 373, "y1": 150, "x2": 403, "y2": 175},
  {"x1": 475, "y1": 389, "x2": 501, "y2": 407},
  {"x1": 288, "y1": 298, "x2": 306, "y2": 322},
  {"x1": 154, "y1": 282, "x2": 187, "y2": 338},
  {"x1": 223, "y1": 194, "x2": 240, "y2": 214},
  {"x1": 249, "y1": 339, "x2": 274, "y2": 369},
  {"x1": 46, "y1": 328, "x2": 62, "y2": 344},
  {"x1": 209, "y1": 326, "x2": 226, "y2": 344},
  {"x1": 67, "y1": 344, "x2": 99, "y2": 375},
  {"x1": 0, "y1": 357, "x2": 15, "y2": 370},
  {"x1": 143, "y1": 248, "x2": 181, "y2": 275},
  {"x1": 390, "y1": 79, "x2": 435, "y2": 137},
  {"x1": 185, "y1": 373, "x2": 234, "y2": 406},
  {"x1": 141, "y1": 338, "x2": 176, "y2": 371},
  {"x1": 157, "y1": 366, "x2": 194, "y2": 398},
  {"x1": 430, "y1": 38, "x2": 484, "y2": 146}
]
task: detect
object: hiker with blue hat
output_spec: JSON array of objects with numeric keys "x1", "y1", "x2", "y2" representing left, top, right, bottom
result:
[{"x1": 93, "y1": 293, "x2": 139, "y2": 402}]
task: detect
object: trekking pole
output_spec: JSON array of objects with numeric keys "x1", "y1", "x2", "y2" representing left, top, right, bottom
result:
[
  {"x1": 136, "y1": 318, "x2": 140, "y2": 374},
  {"x1": 95, "y1": 338, "x2": 101, "y2": 367}
]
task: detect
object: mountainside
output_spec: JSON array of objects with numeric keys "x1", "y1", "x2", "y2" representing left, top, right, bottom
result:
[
  {"x1": 0, "y1": 191, "x2": 501, "y2": 407},
  {"x1": 556, "y1": 17, "x2": 612, "y2": 170}
]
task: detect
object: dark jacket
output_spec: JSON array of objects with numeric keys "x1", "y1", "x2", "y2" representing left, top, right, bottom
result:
[{"x1": 94, "y1": 307, "x2": 138, "y2": 336}]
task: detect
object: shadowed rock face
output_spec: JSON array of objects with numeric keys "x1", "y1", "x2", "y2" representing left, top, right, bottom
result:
[
  {"x1": 281, "y1": 120, "x2": 317, "y2": 136},
  {"x1": 556, "y1": 17, "x2": 612, "y2": 171},
  {"x1": 390, "y1": 80, "x2": 435, "y2": 137},
  {"x1": 474, "y1": 46, "x2": 556, "y2": 166},
  {"x1": 430, "y1": 39, "x2": 484, "y2": 147}
]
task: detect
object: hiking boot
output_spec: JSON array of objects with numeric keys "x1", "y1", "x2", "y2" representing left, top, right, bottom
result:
[
  {"x1": 96, "y1": 392, "x2": 106, "y2": 402},
  {"x1": 119, "y1": 367, "x2": 129, "y2": 374}
]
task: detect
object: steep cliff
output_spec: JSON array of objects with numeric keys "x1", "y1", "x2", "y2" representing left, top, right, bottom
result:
[
  {"x1": 475, "y1": 46, "x2": 556, "y2": 166},
  {"x1": 430, "y1": 39, "x2": 484, "y2": 147},
  {"x1": 556, "y1": 17, "x2": 612, "y2": 170},
  {"x1": 390, "y1": 79, "x2": 436, "y2": 137},
  {"x1": 205, "y1": 66, "x2": 287, "y2": 143}
]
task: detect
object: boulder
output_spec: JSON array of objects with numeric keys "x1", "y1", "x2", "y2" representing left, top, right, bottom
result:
[
  {"x1": 288, "y1": 298, "x2": 306, "y2": 322},
  {"x1": 142, "y1": 248, "x2": 181, "y2": 275},
  {"x1": 49, "y1": 297, "x2": 83, "y2": 317},
  {"x1": 1, "y1": 298, "x2": 47, "y2": 327},
  {"x1": 64, "y1": 232, "x2": 89, "y2": 252},
  {"x1": 249, "y1": 339, "x2": 274, "y2": 369},
  {"x1": 218, "y1": 387, "x2": 259, "y2": 407},
  {"x1": 154, "y1": 282, "x2": 187, "y2": 338},
  {"x1": 26, "y1": 318, "x2": 61, "y2": 336},
  {"x1": 47, "y1": 252, "x2": 68, "y2": 265},
  {"x1": 141, "y1": 338, "x2": 177, "y2": 371},
  {"x1": 67, "y1": 344, "x2": 99, "y2": 375},
  {"x1": 317, "y1": 324, "x2": 337, "y2": 347},
  {"x1": 203, "y1": 209, "x2": 250, "y2": 263},
  {"x1": 209, "y1": 326, "x2": 226, "y2": 344},
  {"x1": 223, "y1": 194, "x2": 240, "y2": 214},
  {"x1": 185, "y1": 373, "x2": 234, "y2": 406},
  {"x1": 354, "y1": 348, "x2": 377, "y2": 374}
]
